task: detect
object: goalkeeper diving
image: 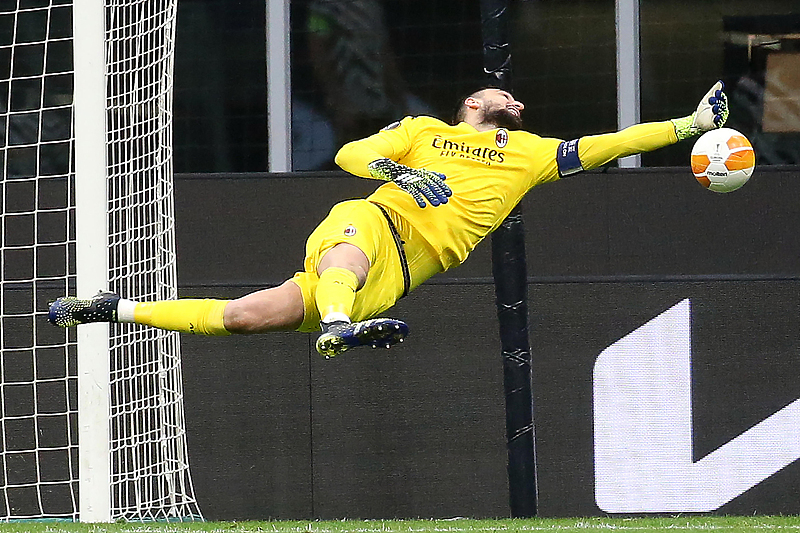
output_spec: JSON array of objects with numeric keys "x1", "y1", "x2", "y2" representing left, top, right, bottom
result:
[{"x1": 49, "y1": 82, "x2": 729, "y2": 358}]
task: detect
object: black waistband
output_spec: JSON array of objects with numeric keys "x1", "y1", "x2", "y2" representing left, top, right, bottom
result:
[{"x1": 370, "y1": 202, "x2": 411, "y2": 298}]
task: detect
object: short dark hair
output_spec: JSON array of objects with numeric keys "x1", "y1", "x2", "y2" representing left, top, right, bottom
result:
[{"x1": 450, "y1": 85, "x2": 506, "y2": 125}]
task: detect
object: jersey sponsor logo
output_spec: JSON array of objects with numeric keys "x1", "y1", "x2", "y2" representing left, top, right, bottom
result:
[
  {"x1": 431, "y1": 135, "x2": 505, "y2": 165},
  {"x1": 495, "y1": 128, "x2": 509, "y2": 148},
  {"x1": 343, "y1": 225, "x2": 357, "y2": 237},
  {"x1": 381, "y1": 121, "x2": 401, "y2": 131}
]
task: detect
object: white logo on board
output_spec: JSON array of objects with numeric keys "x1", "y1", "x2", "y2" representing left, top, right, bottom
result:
[{"x1": 593, "y1": 299, "x2": 800, "y2": 513}]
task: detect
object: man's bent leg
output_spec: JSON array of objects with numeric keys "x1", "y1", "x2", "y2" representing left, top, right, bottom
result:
[
  {"x1": 315, "y1": 267, "x2": 360, "y2": 322},
  {"x1": 300, "y1": 202, "x2": 410, "y2": 356},
  {"x1": 313, "y1": 243, "x2": 409, "y2": 357},
  {"x1": 315, "y1": 242, "x2": 369, "y2": 324}
]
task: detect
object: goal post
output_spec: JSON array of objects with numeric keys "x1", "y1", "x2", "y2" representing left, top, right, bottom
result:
[
  {"x1": 0, "y1": 0, "x2": 201, "y2": 522},
  {"x1": 73, "y1": 0, "x2": 111, "y2": 523}
]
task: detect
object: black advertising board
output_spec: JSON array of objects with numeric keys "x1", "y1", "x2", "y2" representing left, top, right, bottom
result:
[
  {"x1": 174, "y1": 168, "x2": 800, "y2": 518},
  {"x1": 530, "y1": 280, "x2": 800, "y2": 516}
]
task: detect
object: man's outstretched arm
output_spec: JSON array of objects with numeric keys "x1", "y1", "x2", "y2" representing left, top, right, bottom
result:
[{"x1": 557, "y1": 81, "x2": 729, "y2": 177}]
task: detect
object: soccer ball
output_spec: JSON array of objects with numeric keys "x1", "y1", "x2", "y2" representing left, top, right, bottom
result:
[{"x1": 690, "y1": 128, "x2": 755, "y2": 193}]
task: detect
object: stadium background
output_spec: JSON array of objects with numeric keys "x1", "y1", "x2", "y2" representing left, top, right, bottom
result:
[{"x1": 156, "y1": 0, "x2": 797, "y2": 521}]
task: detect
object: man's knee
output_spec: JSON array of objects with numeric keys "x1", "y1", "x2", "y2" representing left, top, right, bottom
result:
[{"x1": 317, "y1": 243, "x2": 370, "y2": 288}]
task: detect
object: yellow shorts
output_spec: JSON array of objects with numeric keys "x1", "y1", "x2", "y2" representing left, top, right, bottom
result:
[{"x1": 290, "y1": 199, "x2": 442, "y2": 332}]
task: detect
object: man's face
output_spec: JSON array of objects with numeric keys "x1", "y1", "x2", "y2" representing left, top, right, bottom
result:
[{"x1": 478, "y1": 88, "x2": 525, "y2": 130}]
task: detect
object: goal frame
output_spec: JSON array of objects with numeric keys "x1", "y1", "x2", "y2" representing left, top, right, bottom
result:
[{"x1": 72, "y1": 0, "x2": 111, "y2": 523}]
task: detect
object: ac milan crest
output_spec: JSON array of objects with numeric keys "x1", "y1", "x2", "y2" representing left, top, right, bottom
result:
[{"x1": 495, "y1": 128, "x2": 509, "y2": 148}]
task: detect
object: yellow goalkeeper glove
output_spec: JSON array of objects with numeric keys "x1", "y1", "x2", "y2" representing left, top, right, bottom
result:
[{"x1": 671, "y1": 81, "x2": 729, "y2": 141}]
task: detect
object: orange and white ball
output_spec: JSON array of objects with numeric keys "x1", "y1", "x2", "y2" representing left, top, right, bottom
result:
[{"x1": 690, "y1": 128, "x2": 755, "y2": 193}]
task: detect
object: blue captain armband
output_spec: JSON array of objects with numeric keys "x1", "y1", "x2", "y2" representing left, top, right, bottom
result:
[{"x1": 556, "y1": 139, "x2": 584, "y2": 177}]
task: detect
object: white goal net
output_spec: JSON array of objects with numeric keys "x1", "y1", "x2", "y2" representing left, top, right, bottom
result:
[{"x1": 0, "y1": 0, "x2": 201, "y2": 522}]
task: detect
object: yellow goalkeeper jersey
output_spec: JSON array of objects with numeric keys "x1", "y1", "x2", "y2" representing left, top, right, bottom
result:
[{"x1": 335, "y1": 115, "x2": 677, "y2": 270}]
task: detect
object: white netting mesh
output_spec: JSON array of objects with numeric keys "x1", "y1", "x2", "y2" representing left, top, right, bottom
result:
[
  {"x1": 0, "y1": 0, "x2": 201, "y2": 522},
  {"x1": 0, "y1": 0, "x2": 78, "y2": 520},
  {"x1": 105, "y1": 0, "x2": 201, "y2": 521}
]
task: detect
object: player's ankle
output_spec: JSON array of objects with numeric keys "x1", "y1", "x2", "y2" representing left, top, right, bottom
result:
[
  {"x1": 320, "y1": 312, "x2": 351, "y2": 327},
  {"x1": 116, "y1": 298, "x2": 138, "y2": 323}
]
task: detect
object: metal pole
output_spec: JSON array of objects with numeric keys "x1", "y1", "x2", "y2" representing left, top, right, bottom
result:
[
  {"x1": 480, "y1": 0, "x2": 538, "y2": 517},
  {"x1": 266, "y1": 0, "x2": 292, "y2": 172},
  {"x1": 616, "y1": 0, "x2": 642, "y2": 168}
]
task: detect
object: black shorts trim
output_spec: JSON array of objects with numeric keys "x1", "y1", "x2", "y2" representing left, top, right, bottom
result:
[{"x1": 370, "y1": 202, "x2": 411, "y2": 298}]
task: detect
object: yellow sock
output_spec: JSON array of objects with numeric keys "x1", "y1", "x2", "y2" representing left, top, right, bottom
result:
[
  {"x1": 315, "y1": 267, "x2": 359, "y2": 321},
  {"x1": 133, "y1": 299, "x2": 231, "y2": 336}
]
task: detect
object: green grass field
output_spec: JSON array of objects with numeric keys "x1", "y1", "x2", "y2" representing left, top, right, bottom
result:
[{"x1": 2, "y1": 516, "x2": 800, "y2": 533}]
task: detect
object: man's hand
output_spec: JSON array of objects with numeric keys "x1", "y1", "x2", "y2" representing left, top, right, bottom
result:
[
  {"x1": 671, "y1": 81, "x2": 729, "y2": 141},
  {"x1": 368, "y1": 158, "x2": 452, "y2": 208}
]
